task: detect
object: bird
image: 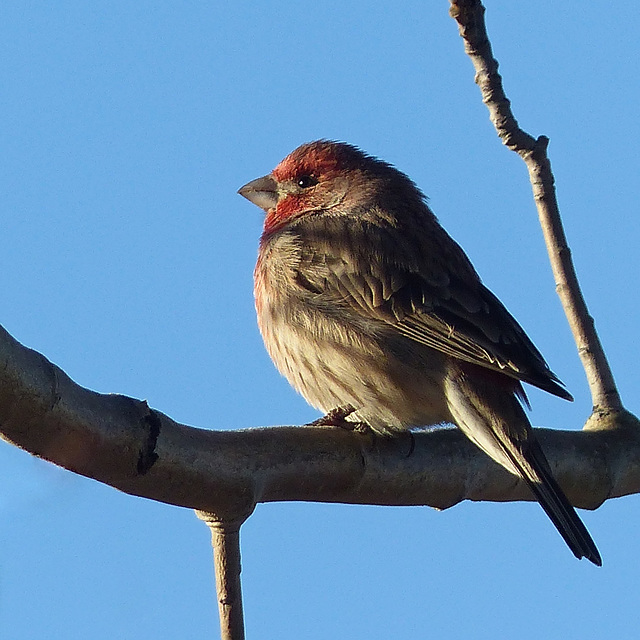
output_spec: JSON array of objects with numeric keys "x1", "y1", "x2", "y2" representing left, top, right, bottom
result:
[{"x1": 238, "y1": 139, "x2": 601, "y2": 566}]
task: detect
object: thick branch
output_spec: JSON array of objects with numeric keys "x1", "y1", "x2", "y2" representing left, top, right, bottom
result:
[
  {"x1": 2, "y1": 325, "x2": 639, "y2": 516},
  {"x1": 449, "y1": 0, "x2": 623, "y2": 417}
]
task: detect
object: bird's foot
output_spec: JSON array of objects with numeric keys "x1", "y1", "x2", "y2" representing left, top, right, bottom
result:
[
  {"x1": 307, "y1": 405, "x2": 373, "y2": 433},
  {"x1": 308, "y1": 404, "x2": 356, "y2": 426}
]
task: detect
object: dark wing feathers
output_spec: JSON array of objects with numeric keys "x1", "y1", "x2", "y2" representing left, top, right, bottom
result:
[{"x1": 291, "y1": 215, "x2": 572, "y2": 401}]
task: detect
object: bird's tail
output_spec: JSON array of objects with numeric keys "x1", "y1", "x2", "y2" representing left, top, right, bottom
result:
[
  {"x1": 499, "y1": 437, "x2": 601, "y2": 566},
  {"x1": 444, "y1": 367, "x2": 601, "y2": 566}
]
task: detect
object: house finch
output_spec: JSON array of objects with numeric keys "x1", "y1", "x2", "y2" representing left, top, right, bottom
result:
[{"x1": 239, "y1": 140, "x2": 601, "y2": 566}]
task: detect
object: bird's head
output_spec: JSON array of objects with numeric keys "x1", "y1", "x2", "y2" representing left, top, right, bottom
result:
[{"x1": 238, "y1": 140, "x2": 423, "y2": 236}]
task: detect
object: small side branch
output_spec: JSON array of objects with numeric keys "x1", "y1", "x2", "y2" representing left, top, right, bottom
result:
[
  {"x1": 449, "y1": 0, "x2": 626, "y2": 421},
  {"x1": 196, "y1": 512, "x2": 249, "y2": 640}
]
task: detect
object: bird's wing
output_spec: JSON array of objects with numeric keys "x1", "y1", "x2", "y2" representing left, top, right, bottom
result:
[{"x1": 292, "y1": 214, "x2": 571, "y2": 400}]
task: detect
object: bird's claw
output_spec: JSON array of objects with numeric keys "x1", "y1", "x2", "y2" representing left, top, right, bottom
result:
[{"x1": 307, "y1": 405, "x2": 372, "y2": 433}]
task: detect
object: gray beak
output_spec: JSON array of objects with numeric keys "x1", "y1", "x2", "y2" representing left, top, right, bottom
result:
[{"x1": 238, "y1": 174, "x2": 278, "y2": 212}]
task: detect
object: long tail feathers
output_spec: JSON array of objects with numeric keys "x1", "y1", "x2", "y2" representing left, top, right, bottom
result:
[
  {"x1": 503, "y1": 440, "x2": 602, "y2": 566},
  {"x1": 445, "y1": 368, "x2": 602, "y2": 566}
]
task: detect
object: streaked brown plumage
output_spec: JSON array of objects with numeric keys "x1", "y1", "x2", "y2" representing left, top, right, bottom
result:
[{"x1": 239, "y1": 140, "x2": 601, "y2": 565}]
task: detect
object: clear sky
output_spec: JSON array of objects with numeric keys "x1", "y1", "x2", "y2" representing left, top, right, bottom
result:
[{"x1": 1, "y1": 2, "x2": 639, "y2": 638}]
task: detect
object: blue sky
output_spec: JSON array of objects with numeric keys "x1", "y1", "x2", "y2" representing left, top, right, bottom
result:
[{"x1": 1, "y1": 2, "x2": 639, "y2": 638}]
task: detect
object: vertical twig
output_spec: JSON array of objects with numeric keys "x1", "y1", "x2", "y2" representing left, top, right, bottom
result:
[
  {"x1": 196, "y1": 511, "x2": 247, "y2": 640},
  {"x1": 448, "y1": 0, "x2": 626, "y2": 422}
]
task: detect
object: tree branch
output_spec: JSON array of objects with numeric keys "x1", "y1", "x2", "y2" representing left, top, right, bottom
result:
[
  {"x1": 196, "y1": 511, "x2": 248, "y2": 640},
  {"x1": 2, "y1": 325, "x2": 639, "y2": 519},
  {"x1": 448, "y1": 0, "x2": 628, "y2": 424}
]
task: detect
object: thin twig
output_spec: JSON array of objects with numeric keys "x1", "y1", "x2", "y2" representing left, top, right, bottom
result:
[
  {"x1": 448, "y1": 0, "x2": 626, "y2": 421},
  {"x1": 196, "y1": 511, "x2": 249, "y2": 640}
]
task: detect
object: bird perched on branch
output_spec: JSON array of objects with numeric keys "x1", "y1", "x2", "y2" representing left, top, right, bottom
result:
[{"x1": 239, "y1": 139, "x2": 601, "y2": 566}]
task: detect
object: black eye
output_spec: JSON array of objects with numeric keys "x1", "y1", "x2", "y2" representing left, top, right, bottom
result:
[{"x1": 297, "y1": 175, "x2": 318, "y2": 189}]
